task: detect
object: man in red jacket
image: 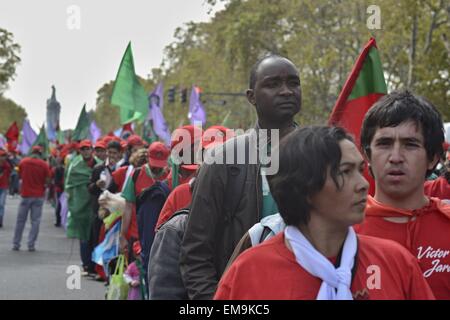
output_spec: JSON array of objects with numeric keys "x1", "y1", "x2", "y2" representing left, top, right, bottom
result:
[
  {"x1": 356, "y1": 90, "x2": 450, "y2": 299},
  {"x1": 12, "y1": 146, "x2": 51, "y2": 251},
  {"x1": 0, "y1": 148, "x2": 12, "y2": 227}
]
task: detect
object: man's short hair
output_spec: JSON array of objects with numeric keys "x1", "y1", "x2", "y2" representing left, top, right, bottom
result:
[
  {"x1": 360, "y1": 90, "x2": 444, "y2": 176},
  {"x1": 249, "y1": 53, "x2": 291, "y2": 90},
  {"x1": 107, "y1": 140, "x2": 121, "y2": 152},
  {"x1": 267, "y1": 126, "x2": 353, "y2": 227}
]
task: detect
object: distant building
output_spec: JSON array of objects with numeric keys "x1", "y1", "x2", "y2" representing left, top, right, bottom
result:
[{"x1": 46, "y1": 85, "x2": 61, "y2": 141}]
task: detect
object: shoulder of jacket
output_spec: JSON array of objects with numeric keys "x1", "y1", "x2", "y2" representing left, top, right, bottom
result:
[{"x1": 159, "y1": 211, "x2": 189, "y2": 232}]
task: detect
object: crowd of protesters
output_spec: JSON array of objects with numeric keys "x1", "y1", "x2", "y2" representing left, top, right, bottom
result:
[{"x1": 0, "y1": 54, "x2": 450, "y2": 300}]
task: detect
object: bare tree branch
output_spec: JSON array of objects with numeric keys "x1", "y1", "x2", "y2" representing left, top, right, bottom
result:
[{"x1": 408, "y1": 15, "x2": 418, "y2": 88}]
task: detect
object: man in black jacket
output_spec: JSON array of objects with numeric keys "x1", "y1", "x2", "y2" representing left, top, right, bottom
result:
[
  {"x1": 87, "y1": 140, "x2": 122, "y2": 277},
  {"x1": 180, "y1": 54, "x2": 302, "y2": 299}
]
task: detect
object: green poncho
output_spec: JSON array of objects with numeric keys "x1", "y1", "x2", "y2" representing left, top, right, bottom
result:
[{"x1": 65, "y1": 155, "x2": 100, "y2": 241}]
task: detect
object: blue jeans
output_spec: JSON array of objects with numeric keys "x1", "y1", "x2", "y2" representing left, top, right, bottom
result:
[
  {"x1": 12, "y1": 197, "x2": 44, "y2": 249},
  {"x1": 0, "y1": 188, "x2": 7, "y2": 221},
  {"x1": 80, "y1": 240, "x2": 94, "y2": 272}
]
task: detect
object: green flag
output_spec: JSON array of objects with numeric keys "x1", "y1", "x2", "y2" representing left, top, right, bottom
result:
[
  {"x1": 142, "y1": 119, "x2": 157, "y2": 144},
  {"x1": 72, "y1": 104, "x2": 90, "y2": 141},
  {"x1": 111, "y1": 42, "x2": 149, "y2": 125},
  {"x1": 30, "y1": 124, "x2": 49, "y2": 159},
  {"x1": 57, "y1": 129, "x2": 65, "y2": 145}
]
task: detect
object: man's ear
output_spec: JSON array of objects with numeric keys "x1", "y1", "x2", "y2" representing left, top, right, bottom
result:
[{"x1": 246, "y1": 89, "x2": 256, "y2": 106}]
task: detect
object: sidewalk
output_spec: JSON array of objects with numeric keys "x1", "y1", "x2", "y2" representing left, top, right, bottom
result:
[{"x1": 0, "y1": 196, "x2": 106, "y2": 299}]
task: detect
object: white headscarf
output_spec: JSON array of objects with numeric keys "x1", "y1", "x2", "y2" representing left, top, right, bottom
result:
[{"x1": 284, "y1": 226, "x2": 357, "y2": 300}]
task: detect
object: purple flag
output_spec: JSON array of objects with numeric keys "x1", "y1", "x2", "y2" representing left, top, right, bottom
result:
[
  {"x1": 59, "y1": 192, "x2": 69, "y2": 231},
  {"x1": 90, "y1": 120, "x2": 102, "y2": 143},
  {"x1": 188, "y1": 86, "x2": 206, "y2": 126},
  {"x1": 0, "y1": 134, "x2": 5, "y2": 149},
  {"x1": 19, "y1": 119, "x2": 38, "y2": 155},
  {"x1": 149, "y1": 83, "x2": 171, "y2": 146}
]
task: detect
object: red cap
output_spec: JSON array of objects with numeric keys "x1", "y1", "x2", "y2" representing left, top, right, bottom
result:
[
  {"x1": 102, "y1": 136, "x2": 113, "y2": 145},
  {"x1": 181, "y1": 164, "x2": 199, "y2": 171},
  {"x1": 171, "y1": 125, "x2": 203, "y2": 150},
  {"x1": 0, "y1": 148, "x2": 7, "y2": 156},
  {"x1": 31, "y1": 145, "x2": 44, "y2": 154},
  {"x1": 78, "y1": 140, "x2": 92, "y2": 149},
  {"x1": 94, "y1": 140, "x2": 107, "y2": 150},
  {"x1": 132, "y1": 241, "x2": 142, "y2": 255},
  {"x1": 148, "y1": 142, "x2": 170, "y2": 168},
  {"x1": 127, "y1": 134, "x2": 144, "y2": 147},
  {"x1": 202, "y1": 125, "x2": 234, "y2": 150}
]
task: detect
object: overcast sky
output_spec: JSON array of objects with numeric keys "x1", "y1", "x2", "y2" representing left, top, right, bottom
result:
[{"x1": 0, "y1": 0, "x2": 224, "y2": 131}]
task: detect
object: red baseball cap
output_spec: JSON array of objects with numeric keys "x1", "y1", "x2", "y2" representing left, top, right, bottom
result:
[
  {"x1": 127, "y1": 134, "x2": 144, "y2": 147},
  {"x1": 202, "y1": 125, "x2": 234, "y2": 150},
  {"x1": 181, "y1": 163, "x2": 199, "y2": 171},
  {"x1": 78, "y1": 140, "x2": 92, "y2": 149},
  {"x1": 148, "y1": 141, "x2": 170, "y2": 168},
  {"x1": 31, "y1": 145, "x2": 44, "y2": 154},
  {"x1": 94, "y1": 140, "x2": 107, "y2": 150},
  {"x1": 171, "y1": 125, "x2": 203, "y2": 150},
  {"x1": 102, "y1": 136, "x2": 113, "y2": 145}
]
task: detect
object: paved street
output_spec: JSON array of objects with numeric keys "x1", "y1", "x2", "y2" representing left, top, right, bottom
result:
[{"x1": 0, "y1": 196, "x2": 105, "y2": 299}]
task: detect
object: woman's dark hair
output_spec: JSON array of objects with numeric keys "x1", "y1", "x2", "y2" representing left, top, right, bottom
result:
[
  {"x1": 361, "y1": 90, "x2": 444, "y2": 177},
  {"x1": 267, "y1": 126, "x2": 353, "y2": 227}
]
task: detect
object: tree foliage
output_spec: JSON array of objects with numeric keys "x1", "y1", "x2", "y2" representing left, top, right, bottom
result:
[
  {"x1": 0, "y1": 95, "x2": 27, "y2": 133},
  {"x1": 0, "y1": 28, "x2": 21, "y2": 94},
  {"x1": 94, "y1": 0, "x2": 449, "y2": 134}
]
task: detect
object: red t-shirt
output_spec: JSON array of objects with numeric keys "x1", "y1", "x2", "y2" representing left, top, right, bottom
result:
[
  {"x1": 214, "y1": 233, "x2": 434, "y2": 300},
  {"x1": 155, "y1": 182, "x2": 192, "y2": 230},
  {"x1": 166, "y1": 171, "x2": 195, "y2": 191},
  {"x1": 424, "y1": 177, "x2": 450, "y2": 201},
  {"x1": 112, "y1": 166, "x2": 128, "y2": 190},
  {"x1": 0, "y1": 161, "x2": 12, "y2": 189},
  {"x1": 355, "y1": 196, "x2": 450, "y2": 299},
  {"x1": 19, "y1": 157, "x2": 50, "y2": 197},
  {"x1": 133, "y1": 166, "x2": 156, "y2": 195}
]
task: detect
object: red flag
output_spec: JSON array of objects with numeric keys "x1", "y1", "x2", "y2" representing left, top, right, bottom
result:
[
  {"x1": 329, "y1": 38, "x2": 387, "y2": 196},
  {"x1": 5, "y1": 121, "x2": 19, "y2": 151},
  {"x1": 122, "y1": 122, "x2": 134, "y2": 134}
]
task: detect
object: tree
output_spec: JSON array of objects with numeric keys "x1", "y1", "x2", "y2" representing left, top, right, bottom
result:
[
  {"x1": 94, "y1": 0, "x2": 449, "y2": 132},
  {"x1": 0, "y1": 28, "x2": 21, "y2": 94},
  {"x1": 158, "y1": 0, "x2": 449, "y2": 124},
  {"x1": 92, "y1": 81, "x2": 119, "y2": 134},
  {"x1": 0, "y1": 96, "x2": 27, "y2": 133}
]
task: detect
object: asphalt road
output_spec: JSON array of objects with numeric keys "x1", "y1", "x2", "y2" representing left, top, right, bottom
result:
[{"x1": 0, "y1": 196, "x2": 105, "y2": 300}]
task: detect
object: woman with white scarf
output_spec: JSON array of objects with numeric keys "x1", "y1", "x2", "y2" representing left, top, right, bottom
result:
[{"x1": 214, "y1": 126, "x2": 434, "y2": 300}]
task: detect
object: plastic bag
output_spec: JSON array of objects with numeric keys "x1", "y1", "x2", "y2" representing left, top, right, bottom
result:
[{"x1": 106, "y1": 254, "x2": 129, "y2": 300}]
